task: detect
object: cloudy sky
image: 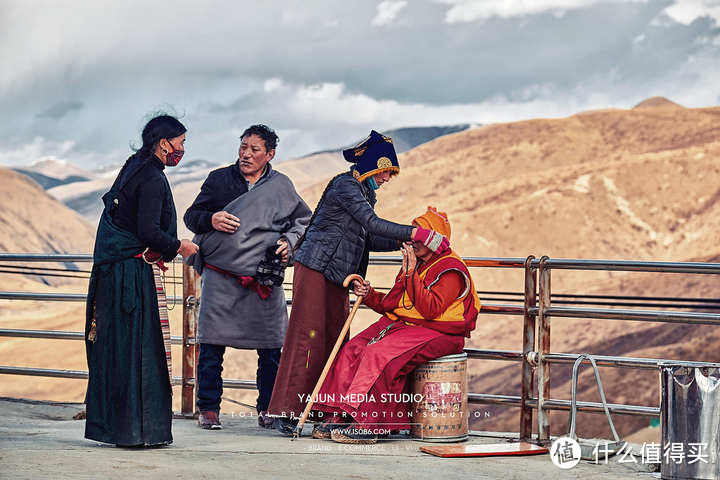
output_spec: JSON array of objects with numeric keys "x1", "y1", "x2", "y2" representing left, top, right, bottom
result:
[{"x1": 0, "y1": 0, "x2": 719, "y2": 169}]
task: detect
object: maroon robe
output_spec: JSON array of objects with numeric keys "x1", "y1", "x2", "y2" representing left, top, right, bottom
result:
[
  {"x1": 312, "y1": 251, "x2": 472, "y2": 430},
  {"x1": 267, "y1": 262, "x2": 349, "y2": 418}
]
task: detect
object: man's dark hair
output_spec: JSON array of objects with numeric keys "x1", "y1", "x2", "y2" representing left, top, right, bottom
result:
[{"x1": 241, "y1": 124, "x2": 279, "y2": 152}]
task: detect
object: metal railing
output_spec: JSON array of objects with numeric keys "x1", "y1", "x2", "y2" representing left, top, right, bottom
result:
[{"x1": 2, "y1": 253, "x2": 720, "y2": 443}]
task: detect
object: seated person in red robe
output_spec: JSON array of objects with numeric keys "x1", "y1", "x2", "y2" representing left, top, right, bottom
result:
[{"x1": 311, "y1": 206, "x2": 481, "y2": 444}]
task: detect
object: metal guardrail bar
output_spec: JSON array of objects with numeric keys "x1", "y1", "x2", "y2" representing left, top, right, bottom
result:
[
  {"x1": 0, "y1": 366, "x2": 189, "y2": 387},
  {"x1": 0, "y1": 292, "x2": 184, "y2": 304},
  {"x1": 465, "y1": 349, "x2": 523, "y2": 361},
  {"x1": 0, "y1": 365, "x2": 254, "y2": 390},
  {"x1": 0, "y1": 329, "x2": 86, "y2": 340},
  {"x1": 468, "y1": 393, "x2": 659, "y2": 416},
  {"x1": 482, "y1": 291, "x2": 720, "y2": 303},
  {"x1": 0, "y1": 328, "x2": 192, "y2": 345},
  {"x1": 0, "y1": 255, "x2": 529, "y2": 271},
  {"x1": 0, "y1": 254, "x2": 183, "y2": 263},
  {"x1": 0, "y1": 254, "x2": 94, "y2": 262},
  {"x1": 0, "y1": 365, "x2": 663, "y2": 417},
  {"x1": 469, "y1": 393, "x2": 522, "y2": 406},
  {"x1": 0, "y1": 292, "x2": 87, "y2": 301},
  {"x1": 368, "y1": 256, "x2": 527, "y2": 267},
  {"x1": 553, "y1": 292, "x2": 720, "y2": 303},
  {"x1": 223, "y1": 379, "x2": 259, "y2": 390},
  {"x1": 462, "y1": 348, "x2": 720, "y2": 370},
  {"x1": 547, "y1": 300, "x2": 720, "y2": 309},
  {"x1": 479, "y1": 304, "x2": 526, "y2": 315},
  {"x1": 0, "y1": 292, "x2": 526, "y2": 317},
  {"x1": 0, "y1": 366, "x2": 89, "y2": 379},
  {"x1": 545, "y1": 306, "x2": 720, "y2": 325},
  {"x1": 543, "y1": 258, "x2": 720, "y2": 274},
  {"x1": 3, "y1": 253, "x2": 715, "y2": 430},
  {"x1": 540, "y1": 399, "x2": 659, "y2": 417},
  {"x1": 2, "y1": 254, "x2": 717, "y2": 273},
  {"x1": 543, "y1": 352, "x2": 720, "y2": 370}
]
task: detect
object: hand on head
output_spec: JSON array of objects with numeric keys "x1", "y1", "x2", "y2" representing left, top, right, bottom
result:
[{"x1": 411, "y1": 227, "x2": 449, "y2": 254}]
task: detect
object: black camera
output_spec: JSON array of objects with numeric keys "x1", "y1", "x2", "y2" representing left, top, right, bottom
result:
[{"x1": 256, "y1": 245, "x2": 285, "y2": 287}]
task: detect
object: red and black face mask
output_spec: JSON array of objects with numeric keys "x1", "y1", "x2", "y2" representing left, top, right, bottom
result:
[{"x1": 164, "y1": 140, "x2": 184, "y2": 167}]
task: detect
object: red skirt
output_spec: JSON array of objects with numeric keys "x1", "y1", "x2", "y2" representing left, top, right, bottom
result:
[
  {"x1": 267, "y1": 262, "x2": 350, "y2": 418},
  {"x1": 312, "y1": 316, "x2": 464, "y2": 430}
]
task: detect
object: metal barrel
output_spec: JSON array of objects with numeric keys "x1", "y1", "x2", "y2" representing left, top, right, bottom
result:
[
  {"x1": 410, "y1": 352, "x2": 468, "y2": 443},
  {"x1": 661, "y1": 364, "x2": 720, "y2": 480}
]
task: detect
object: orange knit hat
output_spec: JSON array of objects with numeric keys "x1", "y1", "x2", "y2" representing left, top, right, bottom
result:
[{"x1": 413, "y1": 206, "x2": 451, "y2": 241}]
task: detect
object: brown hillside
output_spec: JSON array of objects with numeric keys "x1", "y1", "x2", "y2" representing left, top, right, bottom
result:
[
  {"x1": 0, "y1": 168, "x2": 95, "y2": 254},
  {"x1": 275, "y1": 152, "x2": 348, "y2": 193},
  {"x1": 301, "y1": 100, "x2": 720, "y2": 272},
  {"x1": 0, "y1": 167, "x2": 97, "y2": 404},
  {"x1": 299, "y1": 99, "x2": 720, "y2": 437},
  {"x1": 3, "y1": 99, "x2": 720, "y2": 439}
]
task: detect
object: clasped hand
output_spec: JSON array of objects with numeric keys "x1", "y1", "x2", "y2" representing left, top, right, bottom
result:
[{"x1": 401, "y1": 242, "x2": 417, "y2": 275}]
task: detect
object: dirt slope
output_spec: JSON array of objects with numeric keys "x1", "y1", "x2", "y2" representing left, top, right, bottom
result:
[{"x1": 3, "y1": 98, "x2": 720, "y2": 439}]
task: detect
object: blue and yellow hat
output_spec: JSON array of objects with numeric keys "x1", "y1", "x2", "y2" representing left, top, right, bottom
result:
[{"x1": 343, "y1": 130, "x2": 400, "y2": 183}]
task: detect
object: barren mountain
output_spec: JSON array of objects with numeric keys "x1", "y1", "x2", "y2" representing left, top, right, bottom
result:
[
  {"x1": 633, "y1": 96, "x2": 684, "y2": 109},
  {"x1": 0, "y1": 168, "x2": 94, "y2": 255},
  {"x1": 301, "y1": 97, "x2": 720, "y2": 270},
  {"x1": 22, "y1": 159, "x2": 96, "y2": 181},
  {"x1": 299, "y1": 97, "x2": 720, "y2": 438},
  {"x1": 42, "y1": 125, "x2": 470, "y2": 237},
  {"x1": 2, "y1": 98, "x2": 719, "y2": 440}
]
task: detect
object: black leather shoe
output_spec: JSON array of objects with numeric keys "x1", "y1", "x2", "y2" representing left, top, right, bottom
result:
[{"x1": 273, "y1": 417, "x2": 298, "y2": 436}]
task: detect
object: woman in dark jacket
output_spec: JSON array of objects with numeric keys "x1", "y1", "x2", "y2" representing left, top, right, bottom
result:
[
  {"x1": 268, "y1": 130, "x2": 448, "y2": 433},
  {"x1": 84, "y1": 115, "x2": 198, "y2": 447}
]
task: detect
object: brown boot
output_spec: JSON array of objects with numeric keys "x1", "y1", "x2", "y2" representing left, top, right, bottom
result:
[{"x1": 198, "y1": 411, "x2": 222, "y2": 430}]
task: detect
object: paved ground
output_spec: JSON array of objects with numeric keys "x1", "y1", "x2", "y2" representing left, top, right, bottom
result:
[{"x1": 0, "y1": 398, "x2": 659, "y2": 480}]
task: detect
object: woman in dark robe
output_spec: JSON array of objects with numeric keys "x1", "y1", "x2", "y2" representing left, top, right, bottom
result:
[{"x1": 84, "y1": 114, "x2": 198, "y2": 447}]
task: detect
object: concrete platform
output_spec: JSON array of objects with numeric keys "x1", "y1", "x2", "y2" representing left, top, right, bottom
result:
[{"x1": 0, "y1": 398, "x2": 658, "y2": 479}]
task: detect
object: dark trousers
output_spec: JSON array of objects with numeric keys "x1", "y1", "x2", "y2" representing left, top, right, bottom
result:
[{"x1": 196, "y1": 343, "x2": 281, "y2": 413}]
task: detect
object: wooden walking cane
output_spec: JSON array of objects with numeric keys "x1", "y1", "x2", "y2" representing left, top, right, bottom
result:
[{"x1": 292, "y1": 273, "x2": 365, "y2": 439}]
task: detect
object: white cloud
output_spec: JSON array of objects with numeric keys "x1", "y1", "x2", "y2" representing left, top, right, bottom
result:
[
  {"x1": 0, "y1": 136, "x2": 121, "y2": 169},
  {"x1": 437, "y1": 0, "x2": 647, "y2": 22},
  {"x1": 372, "y1": 0, "x2": 408, "y2": 26},
  {"x1": 239, "y1": 77, "x2": 620, "y2": 133},
  {"x1": 663, "y1": 0, "x2": 720, "y2": 25},
  {"x1": 239, "y1": 77, "x2": 603, "y2": 159},
  {"x1": 1, "y1": 0, "x2": 719, "y2": 168},
  {"x1": 263, "y1": 78, "x2": 284, "y2": 93},
  {"x1": 0, "y1": 137, "x2": 75, "y2": 166}
]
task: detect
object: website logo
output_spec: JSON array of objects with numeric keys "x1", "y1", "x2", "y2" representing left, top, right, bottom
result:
[{"x1": 550, "y1": 436, "x2": 581, "y2": 469}]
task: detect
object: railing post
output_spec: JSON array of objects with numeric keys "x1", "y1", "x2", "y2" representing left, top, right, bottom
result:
[
  {"x1": 181, "y1": 263, "x2": 198, "y2": 417},
  {"x1": 519, "y1": 255, "x2": 537, "y2": 441},
  {"x1": 537, "y1": 256, "x2": 552, "y2": 444}
]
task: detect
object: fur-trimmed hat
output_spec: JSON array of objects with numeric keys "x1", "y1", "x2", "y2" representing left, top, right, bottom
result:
[{"x1": 343, "y1": 130, "x2": 400, "y2": 183}]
